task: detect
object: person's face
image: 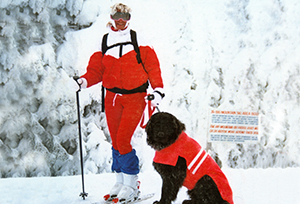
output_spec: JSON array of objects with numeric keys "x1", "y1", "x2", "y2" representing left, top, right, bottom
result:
[{"x1": 114, "y1": 19, "x2": 127, "y2": 30}]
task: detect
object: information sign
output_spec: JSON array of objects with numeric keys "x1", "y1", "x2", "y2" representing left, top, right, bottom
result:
[{"x1": 208, "y1": 110, "x2": 259, "y2": 143}]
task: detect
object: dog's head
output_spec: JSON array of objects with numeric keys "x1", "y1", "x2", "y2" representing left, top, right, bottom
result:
[{"x1": 145, "y1": 112, "x2": 185, "y2": 151}]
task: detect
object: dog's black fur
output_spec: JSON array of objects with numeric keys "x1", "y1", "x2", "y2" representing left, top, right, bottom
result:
[{"x1": 145, "y1": 112, "x2": 230, "y2": 204}]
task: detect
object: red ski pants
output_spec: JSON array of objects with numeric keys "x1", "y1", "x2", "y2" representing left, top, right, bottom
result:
[{"x1": 105, "y1": 90, "x2": 146, "y2": 155}]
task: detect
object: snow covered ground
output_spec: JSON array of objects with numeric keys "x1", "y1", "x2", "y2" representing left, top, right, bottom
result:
[
  {"x1": 1, "y1": 167, "x2": 300, "y2": 204},
  {"x1": 1, "y1": 0, "x2": 300, "y2": 203}
]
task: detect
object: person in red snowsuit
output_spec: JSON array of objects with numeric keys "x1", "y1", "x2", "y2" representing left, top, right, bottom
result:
[{"x1": 75, "y1": 3, "x2": 164, "y2": 202}]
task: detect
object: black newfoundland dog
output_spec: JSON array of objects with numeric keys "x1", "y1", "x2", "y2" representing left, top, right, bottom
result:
[{"x1": 145, "y1": 112, "x2": 233, "y2": 204}]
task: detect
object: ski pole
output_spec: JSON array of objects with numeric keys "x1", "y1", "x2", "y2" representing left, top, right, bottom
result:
[{"x1": 73, "y1": 76, "x2": 88, "y2": 200}]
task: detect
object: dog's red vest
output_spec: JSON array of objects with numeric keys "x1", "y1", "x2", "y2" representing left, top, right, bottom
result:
[{"x1": 153, "y1": 132, "x2": 234, "y2": 204}]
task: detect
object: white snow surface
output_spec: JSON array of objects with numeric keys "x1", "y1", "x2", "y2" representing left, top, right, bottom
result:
[
  {"x1": 1, "y1": 0, "x2": 300, "y2": 203},
  {"x1": 1, "y1": 167, "x2": 300, "y2": 204}
]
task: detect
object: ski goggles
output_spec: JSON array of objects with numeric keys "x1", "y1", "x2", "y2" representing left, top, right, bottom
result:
[{"x1": 110, "y1": 12, "x2": 131, "y2": 21}]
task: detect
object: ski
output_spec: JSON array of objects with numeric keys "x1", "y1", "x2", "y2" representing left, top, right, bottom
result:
[
  {"x1": 118, "y1": 193, "x2": 155, "y2": 204},
  {"x1": 92, "y1": 193, "x2": 155, "y2": 204}
]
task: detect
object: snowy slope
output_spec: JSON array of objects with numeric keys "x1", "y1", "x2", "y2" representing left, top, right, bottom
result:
[{"x1": 1, "y1": 167, "x2": 300, "y2": 204}]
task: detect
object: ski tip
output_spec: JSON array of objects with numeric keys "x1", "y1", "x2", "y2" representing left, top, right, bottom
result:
[
  {"x1": 103, "y1": 194, "x2": 110, "y2": 201},
  {"x1": 112, "y1": 198, "x2": 119, "y2": 203}
]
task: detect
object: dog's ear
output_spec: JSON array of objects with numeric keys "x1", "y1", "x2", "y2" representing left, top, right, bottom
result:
[{"x1": 172, "y1": 114, "x2": 186, "y2": 136}]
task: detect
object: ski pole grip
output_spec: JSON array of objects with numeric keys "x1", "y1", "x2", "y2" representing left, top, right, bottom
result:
[
  {"x1": 147, "y1": 94, "x2": 154, "y2": 101},
  {"x1": 73, "y1": 76, "x2": 80, "y2": 82},
  {"x1": 73, "y1": 76, "x2": 82, "y2": 88}
]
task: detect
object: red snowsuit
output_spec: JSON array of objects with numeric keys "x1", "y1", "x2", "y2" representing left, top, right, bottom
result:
[
  {"x1": 154, "y1": 132, "x2": 234, "y2": 204},
  {"x1": 81, "y1": 26, "x2": 163, "y2": 167}
]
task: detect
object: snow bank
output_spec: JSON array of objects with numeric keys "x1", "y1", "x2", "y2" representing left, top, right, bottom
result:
[{"x1": 0, "y1": 167, "x2": 299, "y2": 204}]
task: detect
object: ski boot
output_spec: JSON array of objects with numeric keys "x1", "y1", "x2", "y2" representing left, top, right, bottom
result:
[
  {"x1": 112, "y1": 174, "x2": 140, "y2": 204},
  {"x1": 104, "y1": 173, "x2": 123, "y2": 202}
]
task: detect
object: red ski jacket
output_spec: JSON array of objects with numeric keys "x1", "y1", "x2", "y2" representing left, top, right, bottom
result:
[
  {"x1": 81, "y1": 26, "x2": 163, "y2": 91},
  {"x1": 153, "y1": 132, "x2": 234, "y2": 204}
]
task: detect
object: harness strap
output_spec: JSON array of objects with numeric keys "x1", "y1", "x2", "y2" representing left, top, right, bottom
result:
[
  {"x1": 107, "y1": 81, "x2": 149, "y2": 95},
  {"x1": 130, "y1": 30, "x2": 142, "y2": 64},
  {"x1": 102, "y1": 30, "x2": 141, "y2": 61},
  {"x1": 101, "y1": 33, "x2": 109, "y2": 55}
]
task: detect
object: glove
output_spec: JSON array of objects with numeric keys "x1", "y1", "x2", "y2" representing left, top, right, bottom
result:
[
  {"x1": 72, "y1": 76, "x2": 87, "y2": 91},
  {"x1": 146, "y1": 87, "x2": 165, "y2": 107}
]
